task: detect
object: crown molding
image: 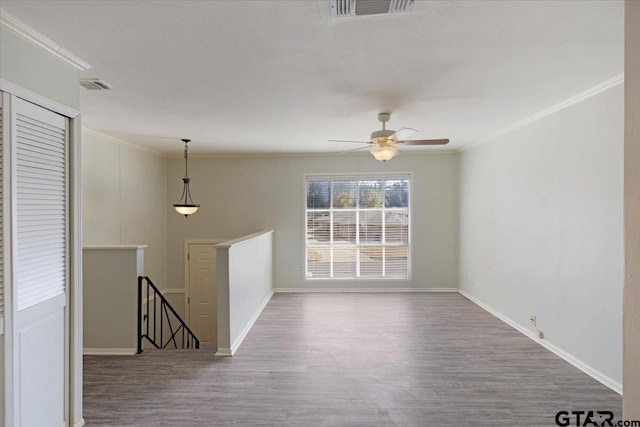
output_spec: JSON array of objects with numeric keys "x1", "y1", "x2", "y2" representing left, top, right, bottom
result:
[
  {"x1": 166, "y1": 149, "x2": 460, "y2": 160},
  {"x1": 82, "y1": 128, "x2": 458, "y2": 159},
  {"x1": 462, "y1": 74, "x2": 624, "y2": 153},
  {"x1": 0, "y1": 8, "x2": 91, "y2": 71}
]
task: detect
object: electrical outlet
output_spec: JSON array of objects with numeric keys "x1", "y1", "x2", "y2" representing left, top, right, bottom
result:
[
  {"x1": 530, "y1": 315, "x2": 537, "y2": 326},
  {"x1": 537, "y1": 330, "x2": 544, "y2": 339},
  {"x1": 294, "y1": 268, "x2": 301, "y2": 276}
]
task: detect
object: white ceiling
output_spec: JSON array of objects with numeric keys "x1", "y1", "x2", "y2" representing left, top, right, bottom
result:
[{"x1": 1, "y1": 0, "x2": 624, "y2": 155}]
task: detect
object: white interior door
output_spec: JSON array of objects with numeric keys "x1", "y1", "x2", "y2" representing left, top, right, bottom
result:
[
  {"x1": 12, "y1": 97, "x2": 68, "y2": 427},
  {"x1": 187, "y1": 244, "x2": 217, "y2": 345}
]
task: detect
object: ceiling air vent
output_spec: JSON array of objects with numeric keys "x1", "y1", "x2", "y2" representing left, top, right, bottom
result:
[
  {"x1": 331, "y1": 0, "x2": 414, "y2": 19},
  {"x1": 79, "y1": 78, "x2": 112, "y2": 90}
]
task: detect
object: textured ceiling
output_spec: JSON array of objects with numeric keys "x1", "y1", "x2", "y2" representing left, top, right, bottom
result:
[{"x1": 1, "y1": 1, "x2": 624, "y2": 155}]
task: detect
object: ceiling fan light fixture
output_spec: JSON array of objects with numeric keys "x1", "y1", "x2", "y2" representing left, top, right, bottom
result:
[
  {"x1": 329, "y1": 112, "x2": 449, "y2": 161},
  {"x1": 370, "y1": 144, "x2": 398, "y2": 162}
]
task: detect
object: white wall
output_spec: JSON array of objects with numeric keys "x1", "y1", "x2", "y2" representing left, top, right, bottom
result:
[
  {"x1": 166, "y1": 153, "x2": 459, "y2": 291},
  {"x1": 216, "y1": 230, "x2": 273, "y2": 355},
  {"x1": 82, "y1": 130, "x2": 168, "y2": 288},
  {"x1": 459, "y1": 83, "x2": 624, "y2": 388},
  {"x1": 623, "y1": 0, "x2": 640, "y2": 417},
  {"x1": 83, "y1": 247, "x2": 144, "y2": 353}
]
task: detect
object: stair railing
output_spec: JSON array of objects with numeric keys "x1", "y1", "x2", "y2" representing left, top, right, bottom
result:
[{"x1": 137, "y1": 276, "x2": 200, "y2": 353}]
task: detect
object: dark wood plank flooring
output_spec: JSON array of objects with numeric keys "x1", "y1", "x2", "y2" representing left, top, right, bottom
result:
[{"x1": 84, "y1": 293, "x2": 622, "y2": 426}]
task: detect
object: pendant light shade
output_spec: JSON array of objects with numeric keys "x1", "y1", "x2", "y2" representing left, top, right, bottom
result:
[
  {"x1": 173, "y1": 138, "x2": 200, "y2": 217},
  {"x1": 174, "y1": 203, "x2": 199, "y2": 217}
]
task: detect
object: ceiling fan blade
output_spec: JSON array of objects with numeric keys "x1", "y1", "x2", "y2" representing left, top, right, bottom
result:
[
  {"x1": 328, "y1": 139, "x2": 372, "y2": 144},
  {"x1": 337, "y1": 146, "x2": 372, "y2": 155},
  {"x1": 398, "y1": 139, "x2": 450, "y2": 146},
  {"x1": 390, "y1": 127, "x2": 418, "y2": 141}
]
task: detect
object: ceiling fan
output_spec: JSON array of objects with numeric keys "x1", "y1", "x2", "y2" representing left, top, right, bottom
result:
[{"x1": 329, "y1": 112, "x2": 449, "y2": 162}]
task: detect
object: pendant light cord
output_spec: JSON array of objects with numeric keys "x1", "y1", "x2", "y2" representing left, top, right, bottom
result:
[{"x1": 183, "y1": 140, "x2": 189, "y2": 178}]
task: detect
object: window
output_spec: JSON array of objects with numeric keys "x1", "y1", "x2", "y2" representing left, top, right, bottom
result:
[{"x1": 305, "y1": 175, "x2": 410, "y2": 279}]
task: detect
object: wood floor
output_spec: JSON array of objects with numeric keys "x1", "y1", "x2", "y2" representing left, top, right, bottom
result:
[{"x1": 84, "y1": 293, "x2": 621, "y2": 426}]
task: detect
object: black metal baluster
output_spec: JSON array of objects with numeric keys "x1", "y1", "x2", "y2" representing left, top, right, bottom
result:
[
  {"x1": 138, "y1": 276, "x2": 200, "y2": 352},
  {"x1": 152, "y1": 285, "x2": 156, "y2": 344},
  {"x1": 146, "y1": 278, "x2": 150, "y2": 338},
  {"x1": 137, "y1": 277, "x2": 142, "y2": 354},
  {"x1": 163, "y1": 304, "x2": 177, "y2": 349},
  {"x1": 160, "y1": 300, "x2": 164, "y2": 348}
]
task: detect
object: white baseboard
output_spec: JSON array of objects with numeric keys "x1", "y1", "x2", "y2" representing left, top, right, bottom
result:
[
  {"x1": 273, "y1": 287, "x2": 458, "y2": 293},
  {"x1": 83, "y1": 348, "x2": 137, "y2": 356},
  {"x1": 458, "y1": 289, "x2": 622, "y2": 395},
  {"x1": 228, "y1": 291, "x2": 274, "y2": 355},
  {"x1": 215, "y1": 348, "x2": 233, "y2": 357},
  {"x1": 73, "y1": 419, "x2": 86, "y2": 427}
]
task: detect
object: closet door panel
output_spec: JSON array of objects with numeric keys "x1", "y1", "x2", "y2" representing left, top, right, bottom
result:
[
  {"x1": 12, "y1": 97, "x2": 67, "y2": 427},
  {"x1": 0, "y1": 91, "x2": 5, "y2": 426}
]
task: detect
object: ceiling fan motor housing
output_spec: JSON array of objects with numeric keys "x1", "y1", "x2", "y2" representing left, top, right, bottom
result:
[
  {"x1": 378, "y1": 112, "x2": 391, "y2": 123},
  {"x1": 371, "y1": 129, "x2": 395, "y2": 142}
]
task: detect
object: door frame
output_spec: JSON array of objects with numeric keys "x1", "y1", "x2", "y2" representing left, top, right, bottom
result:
[{"x1": 183, "y1": 239, "x2": 227, "y2": 327}]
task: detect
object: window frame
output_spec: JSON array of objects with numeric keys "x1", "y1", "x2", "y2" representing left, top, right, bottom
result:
[{"x1": 304, "y1": 173, "x2": 412, "y2": 281}]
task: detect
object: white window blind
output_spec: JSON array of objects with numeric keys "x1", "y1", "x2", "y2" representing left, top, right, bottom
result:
[
  {"x1": 306, "y1": 175, "x2": 410, "y2": 279},
  {"x1": 15, "y1": 100, "x2": 67, "y2": 311}
]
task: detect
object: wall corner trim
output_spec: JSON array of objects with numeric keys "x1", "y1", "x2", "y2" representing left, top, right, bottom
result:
[{"x1": 458, "y1": 289, "x2": 622, "y2": 395}]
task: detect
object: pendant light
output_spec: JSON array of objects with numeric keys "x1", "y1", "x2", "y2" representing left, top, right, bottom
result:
[{"x1": 173, "y1": 138, "x2": 200, "y2": 217}]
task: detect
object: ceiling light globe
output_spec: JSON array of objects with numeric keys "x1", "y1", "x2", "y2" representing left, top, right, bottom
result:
[{"x1": 371, "y1": 145, "x2": 398, "y2": 162}]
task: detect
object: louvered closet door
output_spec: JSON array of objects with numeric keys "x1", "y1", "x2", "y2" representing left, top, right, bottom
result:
[
  {"x1": 0, "y1": 97, "x2": 4, "y2": 329},
  {"x1": 13, "y1": 97, "x2": 67, "y2": 427},
  {"x1": 16, "y1": 101, "x2": 66, "y2": 310},
  {"x1": 0, "y1": 97, "x2": 5, "y2": 414}
]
